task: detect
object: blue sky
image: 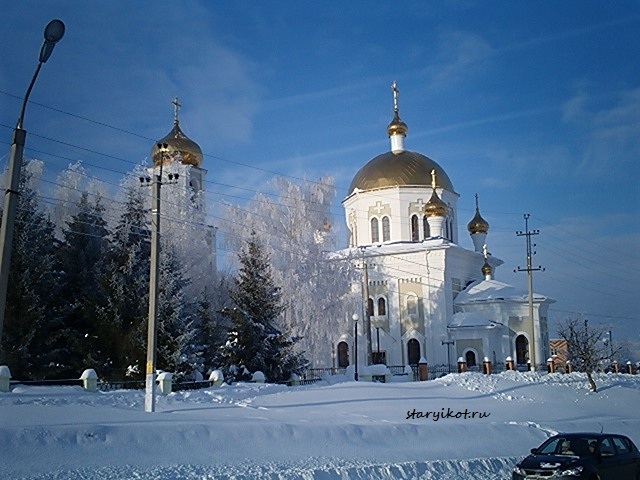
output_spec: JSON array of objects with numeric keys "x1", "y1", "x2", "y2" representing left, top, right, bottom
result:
[{"x1": 1, "y1": 2, "x2": 639, "y2": 350}]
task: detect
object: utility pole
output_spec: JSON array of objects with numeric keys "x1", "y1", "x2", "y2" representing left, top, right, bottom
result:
[
  {"x1": 515, "y1": 214, "x2": 545, "y2": 370},
  {"x1": 360, "y1": 246, "x2": 373, "y2": 365},
  {"x1": 140, "y1": 143, "x2": 178, "y2": 412}
]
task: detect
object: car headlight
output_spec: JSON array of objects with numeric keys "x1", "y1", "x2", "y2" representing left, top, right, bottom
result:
[
  {"x1": 553, "y1": 466, "x2": 583, "y2": 477},
  {"x1": 513, "y1": 465, "x2": 526, "y2": 476}
]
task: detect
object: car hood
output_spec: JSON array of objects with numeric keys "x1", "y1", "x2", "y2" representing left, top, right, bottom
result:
[{"x1": 518, "y1": 454, "x2": 587, "y2": 470}]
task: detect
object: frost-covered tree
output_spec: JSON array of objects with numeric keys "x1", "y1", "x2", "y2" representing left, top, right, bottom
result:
[
  {"x1": 198, "y1": 279, "x2": 233, "y2": 374},
  {"x1": 222, "y1": 176, "x2": 357, "y2": 367},
  {"x1": 57, "y1": 191, "x2": 110, "y2": 373},
  {"x1": 557, "y1": 317, "x2": 624, "y2": 392},
  {"x1": 217, "y1": 232, "x2": 307, "y2": 383},
  {"x1": 155, "y1": 238, "x2": 197, "y2": 380},
  {"x1": 0, "y1": 161, "x2": 63, "y2": 379},
  {"x1": 95, "y1": 182, "x2": 150, "y2": 380}
]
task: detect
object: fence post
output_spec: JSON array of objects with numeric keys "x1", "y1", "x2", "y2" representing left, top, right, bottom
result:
[
  {"x1": 457, "y1": 357, "x2": 467, "y2": 373},
  {"x1": 566, "y1": 360, "x2": 572, "y2": 373},
  {"x1": 157, "y1": 372, "x2": 172, "y2": 394},
  {"x1": 611, "y1": 361, "x2": 619, "y2": 374},
  {"x1": 482, "y1": 357, "x2": 492, "y2": 374},
  {"x1": 626, "y1": 361, "x2": 633, "y2": 375},
  {"x1": 505, "y1": 356, "x2": 514, "y2": 371},
  {"x1": 209, "y1": 369, "x2": 225, "y2": 387},
  {"x1": 289, "y1": 373, "x2": 300, "y2": 386},
  {"x1": 546, "y1": 358, "x2": 555, "y2": 373},
  {"x1": 418, "y1": 357, "x2": 428, "y2": 381},
  {"x1": 0, "y1": 365, "x2": 11, "y2": 392},
  {"x1": 80, "y1": 369, "x2": 98, "y2": 392}
]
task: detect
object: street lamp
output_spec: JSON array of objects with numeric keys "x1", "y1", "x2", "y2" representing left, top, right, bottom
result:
[
  {"x1": 0, "y1": 19, "x2": 65, "y2": 344},
  {"x1": 442, "y1": 339, "x2": 455, "y2": 373},
  {"x1": 352, "y1": 313, "x2": 359, "y2": 381}
]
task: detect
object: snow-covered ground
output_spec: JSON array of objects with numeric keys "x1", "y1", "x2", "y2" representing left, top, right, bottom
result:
[{"x1": 1, "y1": 371, "x2": 639, "y2": 479}]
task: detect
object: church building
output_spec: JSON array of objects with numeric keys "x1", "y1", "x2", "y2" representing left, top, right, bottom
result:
[
  {"x1": 145, "y1": 98, "x2": 217, "y2": 288},
  {"x1": 336, "y1": 83, "x2": 554, "y2": 370}
]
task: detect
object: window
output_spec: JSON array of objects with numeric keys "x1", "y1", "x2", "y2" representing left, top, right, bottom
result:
[
  {"x1": 611, "y1": 436, "x2": 631, "y2": 455},
  {"x1": 411, "y1": 215, "x2": 419, "y2": 242},
  {"x1": 406, "y1": 294, "x2": 417, "y2": 316},
  {"x1": 600, "y1": 438, "x2": 616, "y2": 457},
  {"x1": 423, "y1": 215, "x2": 430, "y2": 239},
  {"x1": 515, "y1": 335, "x2": 529, "y2": 365},
  {"x1": 371, "y1": 217, "x2": 379, "y2": 243},
  {"x1": 337, "y1": 342, "x2": 349, "y2": 368},
  {"x1": 378, "y1": 297, "x2": 386, "y2": 316},
  {"x1": 407, "y1": 339, "x2": 420, "y2": 365},
  {"x1": 367, "y1": 298, "x2": 374, "y2": 318},
  {"x1": 382, "y1": 216, "x2": 390, "y2": 242}
]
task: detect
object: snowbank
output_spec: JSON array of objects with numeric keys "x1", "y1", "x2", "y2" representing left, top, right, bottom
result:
[{"x1": 1, "y1": 371, "x2": 638, "y2": 479}]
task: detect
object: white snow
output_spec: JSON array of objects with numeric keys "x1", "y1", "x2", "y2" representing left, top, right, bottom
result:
[{"x1": 1, "y1": 371, "x2": 639, "y2": 479}]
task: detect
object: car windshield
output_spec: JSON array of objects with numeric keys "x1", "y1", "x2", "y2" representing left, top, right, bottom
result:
[{"x1": 538, "y1": 437, "x2": 599, "y2": 457}]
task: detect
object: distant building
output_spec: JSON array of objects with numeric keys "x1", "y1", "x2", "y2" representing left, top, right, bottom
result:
[
  {"x1": 334, "y1": 83, "x2": 555, "y2": 369},
  {"x1": 550, "y1": 339, "x2": 569, "y2": 370}
]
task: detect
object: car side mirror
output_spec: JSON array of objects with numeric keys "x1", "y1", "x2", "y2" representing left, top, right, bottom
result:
[{"x1": 530, "y1": 448, "x2": 538, "y2": 455}]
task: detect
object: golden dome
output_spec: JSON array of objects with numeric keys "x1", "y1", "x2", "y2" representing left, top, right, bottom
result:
[
  {"x1": 346, "y1": 151, "x2": 454, "y2": 197},
  {"x1": 387, "y1": 111, "x2": 408, "y2": 137},
  {"x1": 150, "y1": 122, "x2": 203, "y2": 167},
  {"x1": 425, "y1": 188, "x2": 448, "y2": 217},
  {"x1": 481, "y1": 260, "x2": 493, "y2": 277},
  {"x1": 467, "y1": 194, "x2": 489, "y2": 234},
  {"x1": 467, "y1": 208, "x2": 489, "y2": 234}
]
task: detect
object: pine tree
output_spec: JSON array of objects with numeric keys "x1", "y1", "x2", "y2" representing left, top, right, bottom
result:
[
  {"x1": 217, "y1": 232, "x2": 307, "y2": 383},
  {"x1": 197, "y1": 281, "x2": 232, "y2": 374},
  {"x1": 0, "y1": 161, "x2": 63, "y2": 379},
  {"x1": 95, "y1": 184, "x2": 150, "y2": 380},
  {"x1": 56, "y1": 191, "x2": 110, "y2": 374},
  {"x1": 155, "y1": 239, "x2": 197, "y2": 380}
]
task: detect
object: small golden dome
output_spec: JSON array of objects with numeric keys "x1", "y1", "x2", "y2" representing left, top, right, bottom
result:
[
  {"x1": 425, "y1": 188, "x2": 447, "y2": 217},
  {"x1": 387, "y1": 111, "x2": 408, "y2": 137},
  {"x1": 150, "y1": 122, "x2": 203, "y2": 167},
  {"x1": 481, "y1": 260, "x2": 493, "y2": 277},
  {"x1": 467, "y1": 208, "x2": 489, "y2": 234},
  {"x1": 467, "y1": 194, "x2": 489, "y2": 234}
]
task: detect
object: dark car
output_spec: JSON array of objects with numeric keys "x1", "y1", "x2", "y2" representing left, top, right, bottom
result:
[{"x1": 512, "y1": 433, "x2": 640, "y2": 479}]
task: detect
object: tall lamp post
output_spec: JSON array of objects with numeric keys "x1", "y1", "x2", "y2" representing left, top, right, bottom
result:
[
  {"x1": 0, "y1": 20, "x2": 65, "y2": 344},
  {"x1": 352, "y1": 313, "x2": 359, "y2": 381},
  {"x1": 442, "y1": 339, "x2": 454, "y2": 373}
]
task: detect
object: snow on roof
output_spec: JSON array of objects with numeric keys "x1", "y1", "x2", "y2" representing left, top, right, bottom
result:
[
  {"x1": 455, "y1": 278, "x2": 553, "y2": 305},
  {"x1": 448, "y1": 311, "x2": 503, "y2": 329}
]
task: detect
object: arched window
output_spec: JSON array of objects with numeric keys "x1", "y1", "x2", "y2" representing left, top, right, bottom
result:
[
  {"x1": 371, "y1": 217, "x2": 379, "y2": 243},
  {"x1": 423, "y1": 215, "x2": 430, "y2": 239},
  {"x1": 378, "y1": 297, "x2": 386, "y2": 316},
  {"x1": 407, "y1": 339, "x2": 420, "y2": 365},
  {"x1": 367, "y1": 298, "x2": 374, "y2": 318},
  {"x1": 465, "y1": 350, "x2": 477, "y2": 367},
  {"x1": 411, "y1": 215, "x2": 419, "y2": 242},
  {"x1": 515, "y1": 335, "x2": 529, "y2": 365},
  {"x1": 406, "y1": 294, "x2": 417, "y2": 316},
  {"x1": 337, "y1": 341, "x2": 349, "y2": 368},
  {"x1": 382, "y1": 216, "x2": 390, "y2": 242}
]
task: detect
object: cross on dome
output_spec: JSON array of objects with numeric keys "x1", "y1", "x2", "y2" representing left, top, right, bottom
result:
[
  {"x1": 172, "y1": 96, "x2": 182, "y2": 125},
  {"x1": 391, "y1": 81, "x2": 399, "y2": 113}
]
